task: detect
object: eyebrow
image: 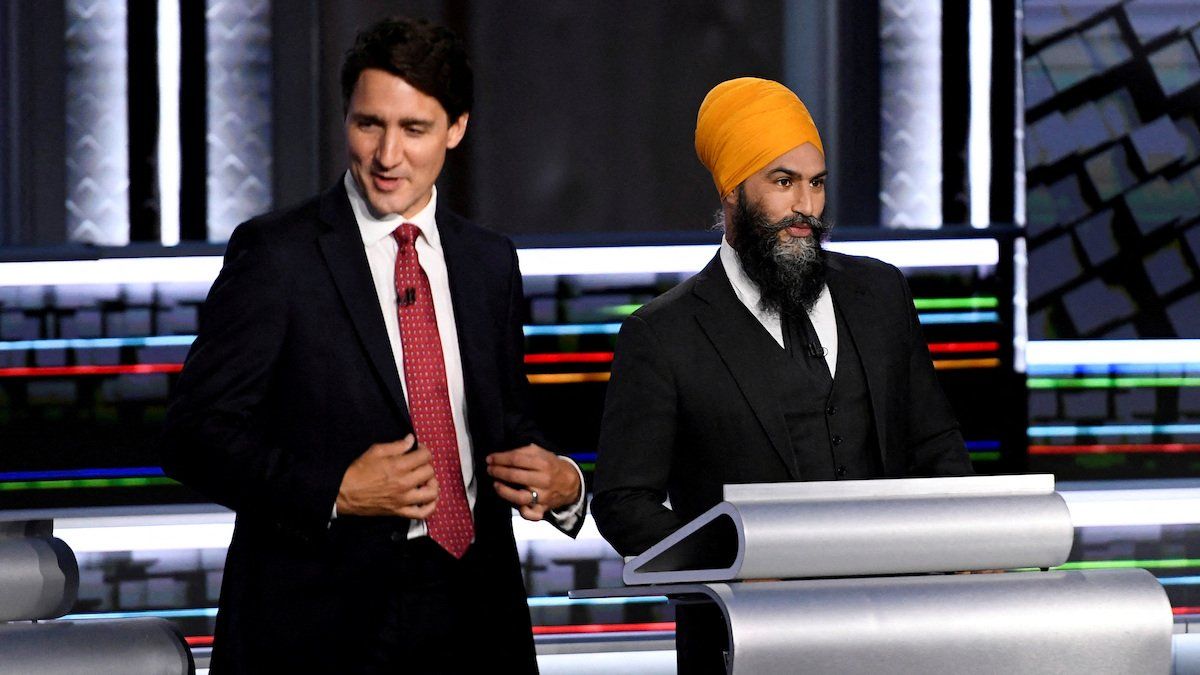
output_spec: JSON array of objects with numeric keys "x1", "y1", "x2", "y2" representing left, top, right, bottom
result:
[
  {"x1": 349, "y1": 113, "x2": 434, "y2": 128},
  {"x1": 768, "y1": 167, "x2": 829, "y2": 181}
]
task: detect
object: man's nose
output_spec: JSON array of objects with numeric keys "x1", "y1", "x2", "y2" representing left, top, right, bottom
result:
[
  {"x1": 792, "y1": 190, "x2": 814, "y2": 218},
  {"x1": 376, "y1": 129, "x2": 403, "y2": 169}
]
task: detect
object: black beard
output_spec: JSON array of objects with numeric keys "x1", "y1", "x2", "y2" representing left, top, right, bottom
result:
[{"x1": 728, "y1": 189, "x2": 831, "y2": 317}]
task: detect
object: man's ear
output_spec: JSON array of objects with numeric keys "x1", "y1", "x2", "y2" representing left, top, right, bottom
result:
[{"x1": 446, "y1": 112, "x2": 469, "y2": 149}]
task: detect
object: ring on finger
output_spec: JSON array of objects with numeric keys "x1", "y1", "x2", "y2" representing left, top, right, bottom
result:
[{"x1": 529, "y1": 488, "x2": 539, "y2": 506}]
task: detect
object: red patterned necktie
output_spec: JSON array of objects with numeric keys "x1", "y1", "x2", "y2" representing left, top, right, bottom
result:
[{"x1": 392, "y1": 222, "x2": 474, "y2": 558}]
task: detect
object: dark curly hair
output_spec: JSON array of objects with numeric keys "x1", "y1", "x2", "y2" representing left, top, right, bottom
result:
[{"x1": 340, "y1": 17, "x2": 473, "y2": 122}]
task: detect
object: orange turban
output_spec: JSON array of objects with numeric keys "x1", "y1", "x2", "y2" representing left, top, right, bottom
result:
[{"x1": 695, "y1": 77, "x2": 824, "y2": 197}]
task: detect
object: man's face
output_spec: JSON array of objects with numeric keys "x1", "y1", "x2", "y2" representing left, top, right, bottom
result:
[
  {"x1": 724, "y1": 142, "x2": 832, "y2": 317},
  {"x1": 345, "y1": 68, "x2": 468, "y2": 219},
  {"x1": 725, "y1": 142, "x2": 827, "y2": 248}
]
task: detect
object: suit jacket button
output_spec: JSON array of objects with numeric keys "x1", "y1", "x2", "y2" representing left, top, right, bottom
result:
[
  {"x1": 836, "y1": 465, "x2": 847, "y2": 477},
  {"x1": 826, "y1": 406, "x2": 837, "y2": 416},
  {"x1": 390, "y1": 531, "x2": 404, "y2": 542},
  {"x1": 832, "y1": 435, "x2": 843, "y2": 446}
]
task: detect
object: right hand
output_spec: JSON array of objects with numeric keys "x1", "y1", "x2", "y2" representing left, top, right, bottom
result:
[{"x1": 335, "y1": 434, "x2": 439, "y2": 519}]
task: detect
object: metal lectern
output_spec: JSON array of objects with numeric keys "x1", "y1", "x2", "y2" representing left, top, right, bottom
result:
[{"x1": 573, "y1": 475, "x2": 1174, "y2": 674}]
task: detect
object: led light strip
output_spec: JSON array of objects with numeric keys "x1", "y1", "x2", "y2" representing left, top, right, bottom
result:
[
  {"x1": 1030, "y1": 444, "x2": 1200, "y2": 455},
  {"x1": 1029, "y1": 424, "x2": 1200, "y2": 438},
  {"x1": 1060, "y1": 487, "x2": 1200, "y2": 527},
  {"x1": 0, "y1": 477, "x2": 176, "y2": 491},
  {"x1": 916, "y1": 311, "x2": 999, "y2": 324},
  {"x1": 0, "y1": 238, "x2": 1001, "y2": 288},
  {"x1": 1029, "y1": 364, "x2": 1200, "y2": 376},
  {"x1": 0, "y1": 364, "x2": 182, "y2": 378},
  {"x1": 1026, "y1": 340, "x2": 1200, "y2": 366},
  {"x1": 527, "y1": 373, "x2": 611, "y2": 385},
  {"x1": 531, "y1": 622, "x2": 675, "y2": 635},
  {"x1": 932, "y1": 358, "x2": 1000, "y2": 370},
  {"x1": 0, "y1": 336, "x2": 196, "y2": 351},
  {"x1": 913, "y1": 297, "x2": 997, "y2": 310},
  {"x1": 0, "y1": 467, "x2": 164, "y2": 481},
  {"x1": 1029, "y1": 377, "x2": 1200, "y2": 389},
  {"x1": 524, "y1": 352, "x2": 614, "y2": 364},
  {"x1": 57, "y1": 511, "x2": 606, "y2": 552}
]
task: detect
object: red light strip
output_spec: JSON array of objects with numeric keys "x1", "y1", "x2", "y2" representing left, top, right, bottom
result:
[
  {"x1": 1030, "y1": 443, "x2": 1200, "y2": 455},
  {"x1": 531, "y1": 621, "x2": 676, "y2": 635},
  {"x1": 927, "y1": 342, "x2": 1000, "y2": 354},
  {"x1": 525, "y1": 352, "x2": 614, "y2": 364},
  {"x1": 1173, "y1": 607, "x2": 1200, "y2": 615},
  {"x1": 185, "y1": 636, "x2": 215, "y2": 647},
  {"x1": 0, "y1": 363, "x2": 183, "y2": 378}
]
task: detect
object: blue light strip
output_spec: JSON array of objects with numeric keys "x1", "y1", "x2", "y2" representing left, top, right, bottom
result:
[
  {"x1": 1159, "y1": 576, "x2": 1200, "y2": 586},
  {"x1": 59, "y1": 607, "x2": 220, "y2": 621},
  {"x1": 1028, "y1": 424, "x2": 1200, "y2": 438},
  {"x1": 1028, "y1": 363, "x2": 1200, "y2": 376},
  {"x1": 0, "y1": 467, "x2": 164, "y2": 481},
  {"x1": 523, "y1": 324, "x2": 623, "y2": 337},
  {"x1": 0, "y1": 336, "x2": 196, "y2": 351},
  {"x1": 569, "y1": 452, "x2": 598, "y2": 462},
  {"x1": 57, "y1": 595, "x2": 668, "y2": 622},
  {"x1": 916, "y1": 311, "x2": 999, "y2": 325},
  {"x1": 965, "y1": 440, "x2": 1001, "y2": 450}
]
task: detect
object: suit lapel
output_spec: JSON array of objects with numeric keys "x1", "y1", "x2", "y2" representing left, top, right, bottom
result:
[
  {"x1": 434, "y1": 207, "x2": 489, "y2": 453},
  {"x1": 692, "y1": 255, "x2": 800, "y2": 480},
  {"x1": 825, "y1": 255, "x2": 891, "y2": 467},
  {"x1": 316, "y1": 182, "x2": 410, "y2": 420}
]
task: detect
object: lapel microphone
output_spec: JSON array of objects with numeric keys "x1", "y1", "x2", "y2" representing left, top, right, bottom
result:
[
  {"x1": 397, "y1": 287, "x2": 417, "y2": 306},
  {"x1": 806, "y1": 343, "x2": 828, "y2": 359}
]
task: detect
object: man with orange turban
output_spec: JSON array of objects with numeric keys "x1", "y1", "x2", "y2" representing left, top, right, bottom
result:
[{"x1": 593, "y1": 79, "x2": 972, "y2": 670}]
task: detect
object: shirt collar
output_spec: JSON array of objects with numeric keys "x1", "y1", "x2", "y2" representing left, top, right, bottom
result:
[
  {"x1": 344, "y1": 170, "x2": 441, "y2": 249},
  {"x1": 719, "y1": 235, "x2": 764, "y2": 312}
]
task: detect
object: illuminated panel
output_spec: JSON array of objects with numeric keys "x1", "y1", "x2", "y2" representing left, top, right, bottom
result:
[
  {"x1": 1060, "y1": 486, "x2": 1200, "y2": 527},
  {"x1": 0, "y1": 238, "x2": 999, "y2": 288}
]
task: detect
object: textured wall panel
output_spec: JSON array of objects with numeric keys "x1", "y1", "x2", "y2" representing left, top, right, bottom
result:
[
  {"x1": 206, "y1": 0, "x2": 272, "y2": 243},
  {"x1": 1024, "y1": 0, "x2": 1200, "y2": 340},
  {"x1": 879, "y1": 0, "x2": 943, "y2": 228},
  {"x1": 64, "y1": 0, "x2": 129, "y2": 245}
]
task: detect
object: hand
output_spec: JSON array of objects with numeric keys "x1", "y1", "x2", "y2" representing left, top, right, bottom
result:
[
  {"x1": 486, "y1": 444, "x2": 581, "y2": 521},
  {"x1": 336, "y1": 434, "x2": 439, "y2": 519}
]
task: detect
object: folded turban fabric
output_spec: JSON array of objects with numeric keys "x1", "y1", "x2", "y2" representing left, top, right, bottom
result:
[{"x1": 694, "y1": 77, "x2": 824, "y2": 197}]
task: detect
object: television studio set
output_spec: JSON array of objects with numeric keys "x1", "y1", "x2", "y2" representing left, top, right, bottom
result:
[{"x1": 0, "y1": 1, "x2": 1198, "y2": 673}]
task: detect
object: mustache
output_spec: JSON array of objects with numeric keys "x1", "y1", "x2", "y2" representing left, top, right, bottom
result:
[{"x1": 757, "y1": 212, "x2": 831, "y2": 237}]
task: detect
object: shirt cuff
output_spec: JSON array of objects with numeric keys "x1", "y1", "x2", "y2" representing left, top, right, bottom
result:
[{"x1": 547, "y1": 455, "x2": 586, "y2": 531}]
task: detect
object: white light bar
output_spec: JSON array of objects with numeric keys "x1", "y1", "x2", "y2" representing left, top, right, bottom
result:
[
  {"x1": 827, "y1": 239, "x2": 999, "y2": 268},
  {"x1": 55, "y1": 511, "x2": 603, "y2": 553},
  {"x1": 157, "y1": 0, "x2": 181, "y2": 246},
  {"x1": 1027, "y1": 340, "x2": 1200, "y2": 366},
  {"x1": 0, "y1": 257, "x2": 224, "y2": 287},
  {"x1": 517, "y1": 245, "x2": 718, "y2": 276},
  {"x1": 1061, "y1": 487, "x2": 1200, "y2": 527},
  {"x1": 55, "y1": 512, "x2": 235, "y2": 553},
  {"x1": 0, "y1": 238, "x2": 999, "y2": 288},
  {"x1": 969, "y1": 0, "x2": 993, "y2": 228},
  {"x1": 518, "y1": 238, "x2": 999, "y2": 276}
]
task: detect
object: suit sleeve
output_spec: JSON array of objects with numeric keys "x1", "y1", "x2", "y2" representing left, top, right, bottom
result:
[
  {"x1": 500, "y1": 242, "x2": 586, "y2": 538},
  {"x1": 894, "y1": 265, "x2": 974, "y2": 476},
  {"x1": 592, "y1": 314, "x2": 686, "y2": 557},
  {"x1": 160, "y1": 225, "x2": 346, "y2": 542}
]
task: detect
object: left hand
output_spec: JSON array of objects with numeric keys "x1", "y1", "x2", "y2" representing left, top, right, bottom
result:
[{"x1": 486, "y1": 444, "x2": 581, "y2": 521}]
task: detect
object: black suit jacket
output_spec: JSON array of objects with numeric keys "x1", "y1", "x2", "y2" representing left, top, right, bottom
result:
[
  {"x1": 592, "y1": 251, "x2": 973, "y2": 557},
  {"x1": 161, "y1": 181, "x2": 573, "y2": 672}
]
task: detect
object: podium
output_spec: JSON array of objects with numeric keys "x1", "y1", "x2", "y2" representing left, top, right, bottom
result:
[
  {"x1": 0, "y1": 519, "x2": 193, "y2": 674},
  {"x1": 573, "y1": 475, "x2": 1174, "y2": 674}
]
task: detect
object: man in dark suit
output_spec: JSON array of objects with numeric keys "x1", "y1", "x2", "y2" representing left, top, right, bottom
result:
[
  {"x1": 161, "y1": 17, "x2": 583, "y2": 674},
  {"x1": 593, "y1": 77, "x2": 972, "y2": 558}
]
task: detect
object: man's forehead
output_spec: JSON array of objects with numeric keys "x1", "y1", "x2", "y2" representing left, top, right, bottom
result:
[{"x1": 760, "y1": 142, "x2": 826, "y2": 177}]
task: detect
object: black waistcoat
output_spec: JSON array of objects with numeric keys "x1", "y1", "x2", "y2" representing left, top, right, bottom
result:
[{"x1": 778, "y1": 303, "x2": 882, "y2": 480}]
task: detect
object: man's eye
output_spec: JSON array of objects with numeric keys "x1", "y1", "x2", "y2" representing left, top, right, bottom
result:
[
  {"x1": 777, "y1": 178, "x2": 792, "y2": 188},
  {"x1": 811, "y1": 178, "x2": 825, "y2": 189},
  {"x1": 405, "y1": 126, "x2": 427, "y2": 137}
]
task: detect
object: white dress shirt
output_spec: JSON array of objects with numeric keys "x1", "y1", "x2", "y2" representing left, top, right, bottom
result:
[
  {"x1": 719, "y1": 236, "x2": 839, "y2": 377},
  {"x1": 342, "y1": 172, "x2": 584, "y2": 535}
]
